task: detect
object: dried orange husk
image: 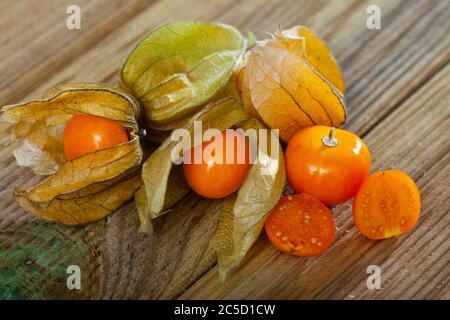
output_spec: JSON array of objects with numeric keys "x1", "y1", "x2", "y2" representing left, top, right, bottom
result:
[
  {"x1": 0, "y1": 83, "x2": 143, "y2": 225},
  {"x1": 137, "y1": 95, "x2": 249, "y2": 233},
  {"x1": 142, "y1": 113, "x2": 198, "y2": 145},
  {"x1": 135, "y1": 165, "x2": 187, "y2": 234},
  {"x1": 16, "y1": 174, "x2": 142, "y2": 226},
  {"x1": 241, "y1": 44, "x2": 346, "y2": 143},
  {"x1": 120, "y1": 21, "x2": 246, "y2": 132},
  {"x1": 237, "y1": 66, "x2": 262, "y2": 121},
  {"x1": 265, "y1": 25, "x2": 345, "y2": 94},
  {"x1": 214, "y1": 118, "x2": 285, "y2": 280}
]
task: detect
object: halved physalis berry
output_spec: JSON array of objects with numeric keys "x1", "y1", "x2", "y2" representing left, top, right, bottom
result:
[
  {"x1": 265, "y1": 193, "x2": 335, "y2": 257},
  {"x1": 353, "y1": 170, "x2": 421, "y2": 240}
]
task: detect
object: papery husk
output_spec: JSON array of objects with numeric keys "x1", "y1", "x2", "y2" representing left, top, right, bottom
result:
[
  {"x1": 214, "y1": 118, "x2": 285, "y2": 280},
  {"x1": 268, "y1": 25, "x2": 345, "y2": 94},
  {"x1": 120, "y1": 21, "x2": 246, "y2": 131},
  {"x1": 240, "y1": 44, "x2": 346, "y2": 143},
  {"x1": 237, "y1": 26, "x2": 347, "y2": 143},
  {"x1": 24, "y1": 137, "x2": 141, "y2": 203},
  {"x1": 134, "y1": 165, "x2": 188, "y2": 235},
  {"x1": 16, "y1": 174, "x2": 142, "y2": 226},
  {"x1": 11, "y1": 124, "x2": 66, "y2": 175},
  {"x1": 143, "y1": 71, "x2": 242, "y2": 144},
  {"x1": 237, "y1": 65, "x2": 262, "y2": 122},
  {"x1": 137, "y1": 95, "x2": 249, "y2": 233},
  {"x1": 1, "y1": 83, "x2": 143, "y2": 225}
]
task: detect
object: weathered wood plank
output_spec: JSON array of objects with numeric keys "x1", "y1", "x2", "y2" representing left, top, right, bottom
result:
[
  {"x1": 0, "y1": 0, "x2": 449, "y2": 299},
  {"x1": 181, "y1": 65, "x2": 450, "y2": 299},
  {"x1": 0, "y1": 0, "x2": 155, "y2": 106}
]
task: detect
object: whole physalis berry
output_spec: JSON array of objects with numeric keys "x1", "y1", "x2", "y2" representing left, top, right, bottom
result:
[
  {"x1": 64, "y1": 114, "x2": 129, "y2": 160},
  {"x1": 183, "y1": 129, "x2": 252, "y2": 199},
  {"x1": 353, "y1": 170, "x2": 421, "y2": 240},
  {"x1": 265, "y1": 194, "x2": 336, "y2": 257},
  {"x1": 285, "y1": 126, "x2": 371, "y2": 206}
]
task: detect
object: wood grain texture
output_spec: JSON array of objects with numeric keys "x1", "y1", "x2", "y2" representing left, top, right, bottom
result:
[
  {"x1": 0, "y1": 0, "x2": 154, "y2": 105},
  {"x1": 0, "y1": 0, "x2": 449, "y2": 299}
]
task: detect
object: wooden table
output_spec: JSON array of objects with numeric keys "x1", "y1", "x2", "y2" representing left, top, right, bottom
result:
[{"x1": 0, "y1": 0, "x2": 449, "y2": 300}]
